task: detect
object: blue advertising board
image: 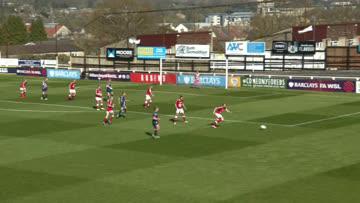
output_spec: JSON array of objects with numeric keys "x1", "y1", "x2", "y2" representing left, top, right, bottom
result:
[
  {"x1": 137, "y1": 47, "x2": 166, "y2": 60},
  {"x1": 177, "y1": 74, "x2": 226, "y2": 87},
  {"x1": 47, "y1": 69, "x2": 81, "y2": 80},
  {"x1": 247, "y1": 42, "x2": 266, "y2": 55}
]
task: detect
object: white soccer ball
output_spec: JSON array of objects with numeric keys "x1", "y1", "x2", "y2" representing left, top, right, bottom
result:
[{"x1": 260, "y1": 125, "x2": 267, "y2": 130}]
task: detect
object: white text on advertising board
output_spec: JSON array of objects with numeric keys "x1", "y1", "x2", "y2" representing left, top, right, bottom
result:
[{"x1": 243, "y1": 77, "x2": 286, "y2": 88}]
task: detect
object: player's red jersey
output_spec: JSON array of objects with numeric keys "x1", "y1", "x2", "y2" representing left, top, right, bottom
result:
[
  {"x1": 69, "y1": 82, "x2": 76, "y2": 90},
  {"x1": 146, "y1": 88, "x2": 153, "y2": 96},
  {"x1": 176, "y1": 99, "x2": 184, "y2": 109},
  {"x1": 96, "y1": 88, "x2": 102, "y2": 98},
  {"x1": 20, "y1": 81, "x2": 27, "y2": 88},
  {"x1": 215, "y1": 106, "x2": 227, "y2": 114},
  {"x1": 107, "y1": 100, "x2": 114, "y2": 111},
  {"x1": 195, "y1": 73, "x2": 200, "y2": 83}
]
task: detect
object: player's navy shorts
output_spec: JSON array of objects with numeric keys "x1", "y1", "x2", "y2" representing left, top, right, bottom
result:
[{"x1": 152, "y1": 121, "x2": 159, "y2": 128}]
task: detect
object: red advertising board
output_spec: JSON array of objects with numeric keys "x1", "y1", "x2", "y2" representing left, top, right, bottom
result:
[{"x1": 130, "y1": 73, "x2": 176, "y2": 84}]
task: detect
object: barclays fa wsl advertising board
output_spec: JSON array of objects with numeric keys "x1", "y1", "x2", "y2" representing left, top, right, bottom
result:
[{"x1": 287, "y1": 80, "x2": 355, "y2": 93}]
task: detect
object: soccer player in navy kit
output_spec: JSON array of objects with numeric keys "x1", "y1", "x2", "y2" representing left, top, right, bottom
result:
[
  {"x1": 152, "y1": 107, "x2": 160, "y2": 139},
  {"x1": 117, "y1": 92, "x2": 127, "y2": 118},
  {"x1": 41, "y1": 78, "x2": 48, "y2": 100}
]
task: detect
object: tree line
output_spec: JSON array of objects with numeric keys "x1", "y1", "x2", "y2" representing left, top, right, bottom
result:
[{"x1": 0, "y1": 16, "x2": 48, "y2": 46}]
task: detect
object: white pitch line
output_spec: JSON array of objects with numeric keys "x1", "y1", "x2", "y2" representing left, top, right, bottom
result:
[
  {"x1": 291, "y1": 111, "x2": 360, "y2": 127},
  {"x1": 0, "y1": 100, "x2": 292, "y2": 127}
]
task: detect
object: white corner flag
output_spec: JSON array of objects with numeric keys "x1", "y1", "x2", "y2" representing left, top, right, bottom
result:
[{"x1": 298, "y1": 25, "x2": 313, "y2": 34}]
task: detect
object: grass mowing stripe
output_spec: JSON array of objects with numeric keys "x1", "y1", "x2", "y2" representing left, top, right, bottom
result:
[
  {"x1": 0, "y1": 108, "x2": 94, "y2": 113},
  {"x1": 0, "y1": 100, "x2": 292, "y2": 127}
]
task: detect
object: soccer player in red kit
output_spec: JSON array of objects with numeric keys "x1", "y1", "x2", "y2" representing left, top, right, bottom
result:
[
  {"x1": 193, "y1": 71, "x2": 201, "y2": 88},
  {"x1": 68, "y1": 80, "x2": 77, "y2": 100},
  {"x1": 144, "y1": 86, "x2": 153, "y2": 109},
  {"x1": 173, "y1": 96, "x2": 188, "y2": 125},
  {"x1": 103, "y1": 97, "x2": 115, "y2": 125},
  {"x1": 19, "y1": 79, "x2": 27, "y2": 98},
  {"x1": 95, "y1": 85, "x2": 104, "y2": 111},
  {"x1": 212, "y1": 104, "x2": 231, "y2": 128}
]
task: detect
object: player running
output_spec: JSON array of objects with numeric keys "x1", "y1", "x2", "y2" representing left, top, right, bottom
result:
[
  {"x1": 117, "y1": 92, "x2": 127, "y2": 118},
  {"x1": 106, "y1": 80, "x2": 113, "y2": 99},
  {"x1": 95, "y1": 85, "x2": 104, "y2": 111},
  {"x1": 211, "y1": 104, "x2": 231, "y2": 128},
  {"x1": 19, "y1": 79, "x2": 27, "y2": 99},
  {"x1": 172, "y1": 96, "x2": 188, "y2": 125},
  {"x1": 144, "y1": 86, "x2": 153, "y2": 109},
  {"x1": 68, "y1": 80, "x2": 77, "y2": 100},
  {"x1": 103, "y1": 97, "x2": 115, "y2": 126},
  {"x1": 152, "y1": 107, "x2": 160, "y2": 139},
  {"x1": 41, "y1": 78, "x2": 48, "y2": 101}
]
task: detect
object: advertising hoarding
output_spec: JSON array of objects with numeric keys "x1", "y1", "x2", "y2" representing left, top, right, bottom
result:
[
  {"x1": 0, "y1": 58, "x2": 18, "y2": 67},
  {"x1": 47, "y1": 69, "x2": 81, "y2": 80},
  {"x1": 175, "y1": 44, "x2": 210, "y2": 58},
  {"x1": 242, "y1": 77, "x2": 287, "y2": 88},
  {"x1": 88, "y1": 71, "x2": 131, "y2": 81},
  {"x1": 226, "y1": 41, "x2": 266, "y2": 56},
  {"x1": 137, "y1": 47, "x2": 166, "y2": 60},
  {"x1": 0, "y1": 68, "x2": 8, "y2": 73},
  {"x1": 272, "y1": 41, "x2": 316, "y2": 55},
  {"x1": 106, "y1": 48, "x2": 134, "y2": 61},
  {"x1": 16, "y1": 68, "x2": 46, "y2": 77},
  {"x1": 228, "y1": 76, "x2": 241, "y2": 88},
  {"x1": 287, "y1": 79, "x2": 355, "y2": 93},
  {"x1": 177, "y1": 74, "x2": 226, "y2": 87},
  {"x1": 18, "y1": 60, "x2": 42, "y2": 67},
  {"x1": 130, "y1": 73, "x2": 177, "y2": 84}
]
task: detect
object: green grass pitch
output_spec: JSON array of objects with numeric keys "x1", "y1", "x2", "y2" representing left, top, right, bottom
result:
[{"x1": 1, "y1": 75, "x2": 360, "y2": 203}]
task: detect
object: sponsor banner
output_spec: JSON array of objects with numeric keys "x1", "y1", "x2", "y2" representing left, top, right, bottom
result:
[
  {"x1": 226, "y1": 41, "x2": 247, "y2": 56},
  {"x1": 47, "y1": 69, "x2": 81, "y2": 80},
  {"x1": 106, "y1": 48, "x2": 134, "y2": 61},
  {"x1": 175, "y1": 44, "x2": 210, "y2": 58},
  {"x1": 7, "y1": 68, "x2": 17, "y2": 74},
  {"x1": 287, "y1": 80, "x2": 355, "y2": 93},
  {"x1": 247, "y1": 42, "x2": 266, "y2": 55},
  {"x1": 0, "y1": 68, "x2": 8, "y2": 73},
  {"x1": 130, "y1": 73, "x2": 177, "y2": 84},
  {"x1": 228, "y1": 76, "x2": 241, "y2": 88},
  {"x1": 18, "y1": 60, "x2": 42, "y2": 67},
  {"x1": 0, "y1": 58, "x2": 18, "y2": 67},
  {"x1": 356, "y1": 81, "x2": 360, "y2": 94},
  {"x1": 177, "y1": 74, "x2": 226, "y2": 87},
  {"x1": 41, "y1": 60, "x2": 57, "y2": 68},
  {"x1": 88, "y1": 72, "x2": 131, "y2": 81},
  {"x1": 137, "y1": 47, "x2": 167, "y2": 60},
  {"x1": 16, "y1": 68, "x2": 46, "y2": 77},
  {"x1": 272, "y1": 41, "x2": 316, "y2": 55},
  {"x1": 226, "y1": 41, "x2": 266, "y2": 56},
  {"x1": 242, "y1": 77, "x2": 287, "y2": 88}
]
